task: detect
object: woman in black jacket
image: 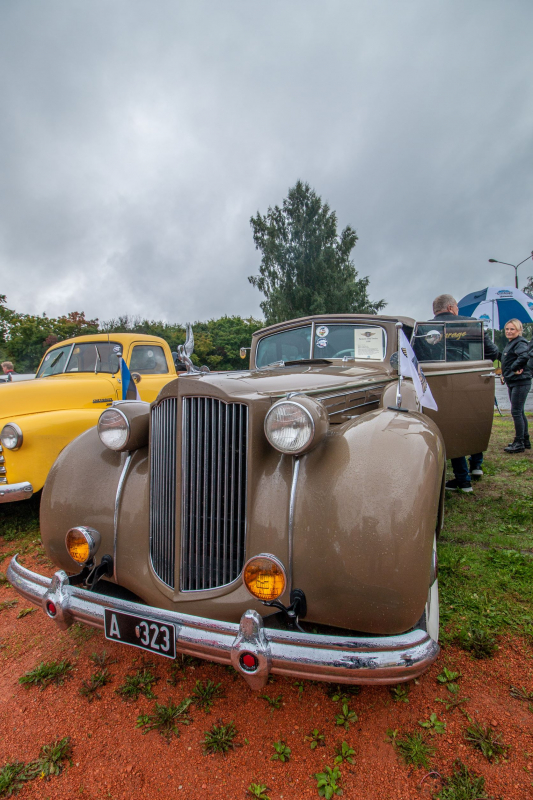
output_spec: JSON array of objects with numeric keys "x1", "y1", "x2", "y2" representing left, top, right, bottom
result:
[{"x1": 501, "y1": 318, "x2": 532, "y2": 453}]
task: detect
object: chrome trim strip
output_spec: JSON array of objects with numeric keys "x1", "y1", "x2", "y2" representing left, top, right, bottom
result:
[
  {"x1": 7, "y1": 556, "x2": 440, "y2": 689},
  {"x1": 416, "y1": 366, "x2": 490, "y2": 377},
  {"x1": 113, "y1": 452, "x2": 133, "y2": 581},
  {"x1": 318, "y1": 384, "x2": 387, "y2": 401},
  {"x1": 0, "y1": 481, "x2": 33, "y2": 503},
  {"x1": 328, "y1": 399, "x2": 381, "y2": 417},
  {"x1": 288, "y1": 457, "x2": 300, "y2": 592},
  {"x1": 150, "y1": 397, "x2": 178, "y2": 588}
]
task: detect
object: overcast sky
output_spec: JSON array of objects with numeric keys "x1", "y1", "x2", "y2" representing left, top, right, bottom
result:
[{"x1": 1, "y1": 1, "x2": 532, "y2": 326}]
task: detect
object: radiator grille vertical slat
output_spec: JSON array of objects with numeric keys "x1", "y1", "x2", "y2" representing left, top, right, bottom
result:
[
  {"x1": 181, "y1": 397, "x2": 248, "y2": 591},
  {"x1": 150, "y1": 397, "x2": 177, "y2": 588}
]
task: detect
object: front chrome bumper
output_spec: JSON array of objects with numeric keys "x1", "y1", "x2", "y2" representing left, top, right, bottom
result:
[
  {"x1": 7, "y1": 556, "x2": 439, "y2": 689},
  {"x1": 0, "y1": 482, "x2": 33, "y2": 503}
]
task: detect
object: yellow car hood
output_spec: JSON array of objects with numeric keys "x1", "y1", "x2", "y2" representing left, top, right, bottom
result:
[{"x1": 0, "y1": 375, "x2": 117, "y2": 421}]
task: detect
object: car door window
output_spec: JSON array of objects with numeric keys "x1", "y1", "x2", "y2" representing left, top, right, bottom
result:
[
  {"x1": 129, "y1": 345, "x2": 169, "y2": 374},
  {"x1": 413, "y1": 322, "x2": 483, "y2": 362}
]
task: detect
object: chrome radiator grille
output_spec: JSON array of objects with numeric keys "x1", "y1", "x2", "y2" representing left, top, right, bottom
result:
[
  {"x1": 150, "y1": 397, "x2": 178, "y2": 588},
  {"x1": 181, "y1": 397, "x2": 248, "y2": 591}
]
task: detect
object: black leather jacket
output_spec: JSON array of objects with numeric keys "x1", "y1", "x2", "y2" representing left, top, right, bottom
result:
[{"x1": 502, "y1": 336, "x2": 532, "y2": 385}]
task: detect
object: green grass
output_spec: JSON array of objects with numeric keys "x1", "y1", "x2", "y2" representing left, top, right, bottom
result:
[
  {"x1": 136, "y1": 698, "x2": 192, "y2": 742},
  {"x1": 436, "y1": 760, "x2": 489, "y2": 800},
  {"x1": 116, "y1": 668, "x2": 158, "y2": 701},
  {"x1": 0, "y1": 494, "x2": 41, "y2": 543},
  {"x1": 439, "y1": 415, "x2": 533, "y2": 644}
]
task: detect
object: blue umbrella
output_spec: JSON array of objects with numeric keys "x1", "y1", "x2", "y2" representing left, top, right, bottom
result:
[{"x1": 457, "y1": 286, "x2": 533, "y2": 330}]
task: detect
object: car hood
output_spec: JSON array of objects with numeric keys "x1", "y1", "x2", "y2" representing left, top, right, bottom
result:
[
  {"x1": 0, "y1": 375, "x2": 117, "y2": 421},
  {"x1": 159, "y1": 363, "x2": 394, "y2": 402}
]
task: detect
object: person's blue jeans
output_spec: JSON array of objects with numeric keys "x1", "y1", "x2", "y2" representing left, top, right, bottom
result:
[{"x1": 451, "y1": 453, "x2": 483, "y2": 483}]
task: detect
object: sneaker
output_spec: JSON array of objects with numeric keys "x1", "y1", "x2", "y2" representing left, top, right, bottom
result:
[
  {"x1": 445, "y1": 479, "x2": 473, "y2": 493},
  {"x1": 470, "y1": 467, "x2": 483, "y2": 477}
]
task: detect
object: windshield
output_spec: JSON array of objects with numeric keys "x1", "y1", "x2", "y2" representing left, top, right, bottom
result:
[
  {"x1": 255, "y1": 324, "x2": 387, "y2": 367},
  {"x1": 37, "y1": 342, "x2": 122, "y2": 378}
]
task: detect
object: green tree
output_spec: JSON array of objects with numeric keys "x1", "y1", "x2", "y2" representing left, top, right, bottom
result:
[{"x1": 248, "y1": 180, "x2": 386, "y2": 325}]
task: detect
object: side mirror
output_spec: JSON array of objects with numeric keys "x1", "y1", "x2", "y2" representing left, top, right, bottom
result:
[
  {"x1": 240, "y1": 347, "x2": 251, "y2": 360},
  {"x1": 424, "y1": 330, "x2": 443, "y2": 345}
]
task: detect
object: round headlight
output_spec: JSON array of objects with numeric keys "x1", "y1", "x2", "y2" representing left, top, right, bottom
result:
[
  {"x1": 243, "y1": 554, "x2": 286, "y2": 602},
  {"x1": 65, "y1": 526, "x2": 101, "y2": 565},
  {"x1": 98, "y1": 408, "x2": 129, "y2": 450},
  {"x1": 1, "y1": 423, "x2": 23, "y2": 450},
  {"x1": 264, "y1": 401, "x2": 314, "y2": 454}
]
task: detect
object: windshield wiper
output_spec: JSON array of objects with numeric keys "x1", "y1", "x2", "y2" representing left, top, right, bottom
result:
[
  {"x1": 284, "y1": 359, "x2": 333, "y2": 366},
  {"x1": 49, "y1": 352, "x2": 65, "y2": 369},
  {"x1": 94, "y1": 345, "x2": 101, "y2": 374}
]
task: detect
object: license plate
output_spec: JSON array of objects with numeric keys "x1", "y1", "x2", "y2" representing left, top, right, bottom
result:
[{"x1": 104, "y1": 609, "x2": 176, "y2": 659}]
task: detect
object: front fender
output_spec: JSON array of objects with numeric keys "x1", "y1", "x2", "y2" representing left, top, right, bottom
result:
[{"x1": 292, "y1": 408, "x2": 445, "y2": 634}]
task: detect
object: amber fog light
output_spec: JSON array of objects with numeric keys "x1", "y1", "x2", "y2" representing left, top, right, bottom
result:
[
  {"x1": 243, "y1": 554, "x2": 286, "y2": 602},
  {"x1": 65, "y1": 526, "x2": 101, "y2": 565}
]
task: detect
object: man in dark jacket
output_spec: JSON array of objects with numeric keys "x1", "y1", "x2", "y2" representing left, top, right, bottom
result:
[{"x1": 432, "y1": 294, "x2": 500, "y2": 492}]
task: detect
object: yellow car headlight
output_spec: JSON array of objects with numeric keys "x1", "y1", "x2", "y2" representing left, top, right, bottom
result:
[
  {"x1": 243, "y1": 554, "x2": 286, "y2": 602},
  {"x1": 66, "y1": 526, "x2": 101, "y2": 565},
  {"x1": 1, "y1": 423, "x2": 23, "y2": 451}
]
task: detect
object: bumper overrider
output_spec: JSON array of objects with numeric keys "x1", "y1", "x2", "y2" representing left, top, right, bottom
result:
[
  {"x1": 0, "y1": 482, "x2": 33, "y2": 503},
  {"x1": 7, "y1": 556, "x2": 439, "y2": 689}
]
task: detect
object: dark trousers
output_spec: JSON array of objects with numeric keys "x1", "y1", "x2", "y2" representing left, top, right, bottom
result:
[
  {"x1": 508, "y1": 381, "x2": 531, "y2": 442},
  {"x1": 451, "y1": 453, "x2": 483, "y2": 483}
]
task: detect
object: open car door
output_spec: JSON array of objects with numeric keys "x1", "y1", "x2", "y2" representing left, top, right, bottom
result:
[{"x1": 412, "y1": 320, "x2": 496, "y2": 459}]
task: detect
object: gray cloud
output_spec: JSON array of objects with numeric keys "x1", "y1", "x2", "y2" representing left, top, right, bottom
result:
[{"x1": 1, "y1": 0, "x2": 532, "y2": 326}]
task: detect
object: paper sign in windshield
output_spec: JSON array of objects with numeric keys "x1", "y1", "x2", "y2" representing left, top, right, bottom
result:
[{"x1": 354, "y1": 328, "x2": 383, "y2": 360}]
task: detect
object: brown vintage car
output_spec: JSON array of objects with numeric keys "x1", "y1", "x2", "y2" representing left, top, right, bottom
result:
[{"x1": 8, "y1": 315, "x2": 495, "y2": 688}]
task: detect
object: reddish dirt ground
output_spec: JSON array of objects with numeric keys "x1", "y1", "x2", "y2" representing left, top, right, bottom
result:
[{"x1": 1, "y1": 549, "x2": 532, "y2": 800}]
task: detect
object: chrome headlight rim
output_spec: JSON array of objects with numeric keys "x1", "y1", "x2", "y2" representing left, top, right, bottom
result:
[
  {"x1": 0, "y1": 422, "x2": 23, "y2": 451},
  {"x1": 97, "y1": 407, "x2": 130, "y2": 451},
  {"x1": 242, "y1": 552, "x2": 287, "y2": 602},
  {"x1": 65, "y1": 526, "x2": 101, "y2": 566},
  {"x1": 264, "y1": 400, "x2": 315, "y2": 455}
]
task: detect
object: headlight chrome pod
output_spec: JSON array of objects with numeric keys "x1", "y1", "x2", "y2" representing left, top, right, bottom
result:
[
  {"x1": 98, "y1": 408, "x2": 129, "y2": 450},
  {"x1": 0, "y1": 423, "x2": 23, "y2": 451},
  {"x1": 97, "y1": 401, "x2": 149, "y2": 452},
  {"x1": 264, "y1": 395, "x2": 328, "y2": 455},
  {"x1": 243, "y1": 554, "x2": 287, "y2": 602},
  {"x1": 65, "y1": 526, "x2": 101, "y2": 565}
]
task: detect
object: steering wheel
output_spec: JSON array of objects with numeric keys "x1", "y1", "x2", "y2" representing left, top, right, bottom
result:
[{"x1": 333, "y1": 349, "x2": 355, "y2": 358}]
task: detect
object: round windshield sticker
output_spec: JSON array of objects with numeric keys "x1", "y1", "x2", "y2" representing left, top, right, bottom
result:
[
  {"x1": 44, "y1": 354, "x2": 50, "y2": 361},
  {"x1": 316, "y1": 325, "x2": 329, "y2": 338},
  {"x1": 316, "y1": 338, "x2": 328, "y2": 348},
  {"x1": 113, "y1": 345, "x2": 121, "y2": 353},
  {"x1": 147, "y1": 350, "x2": 153, "y2": 356}
]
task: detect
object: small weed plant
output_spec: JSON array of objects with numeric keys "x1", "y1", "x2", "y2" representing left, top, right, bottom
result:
[
  {"x1": 260, "y1": 693, "x2": 282, "y2": 710},
  {"x1": 293, "y1": 680, "x2": 305, "y2": 701},
  {"x1": 334, "y1": 702, "x2": 358, "y2": 730},
  {"x1": 418, "y1": 712, "x2": 446, "y2": 735},
  {"x1": 16, "y1": 607, "x2": 35, "y2": 619},
  {"x1": 390, "y1": 731, "x2": 434, "y2": 769},
  {"x1": 0, "y1": 600, "x2": 18, "y2": 612},
  {"x1": 136, "y1": 698, "x2": 192, "y2": 742},
  {"x1": 436, "y1": 760, "x2": 488, "y2": 800},
  {"x1": 167, "y1": 654, "x2": 201, "y2": 684},
  {"x1": 314, "y1": 765, "x2": 342, "y2": 798},
  {"x1": 304, "y1": 729, "x2": 325, "y2": 749},
  {"x1": 192, "y1": 679, "x2": 224, "y2": 711},
  {"x1": 436, "y1": 667, "x2": 461, "y2": 685},
  {"x1": 19, "y1": 660, "x2": 73, "y2": 690},
  {"x1": 90, "y1": 650, "x2": 117, "y2": 668},
  {"x1": 247, "y1": 783, "x2": 270, "y2": 800},
  {"x1": 271, "y1": 740, "x2": 291, "y2": 762},
  {"x1": 464, "y1": 722, "x2": 509, "y2": 762},
  {"x1": 456, "y1": 628, "x2": 497, "y2": 659},
  {"x1": 116, "y1": 668, "x2": 158, "y2": 700},
  {"x1": 390, "y1": 684, "x2": 410, "y2": 703},
  {"x1": 325, "y1": 684, "x2": 360, "y2": 703},
  {"x1": 79, "y1": 669, "x2": 111, "y2": 702},
  {"x1": 334, "y1": 741, "x2": 355, "y2": 765},
  {"x1": 202, "y1": 722, "x2": 238, "y2": 756},
  {"x1": 28, "y1": 737, "x2": 72, "y2": 780},
  {"x1": 509, "y1": 685, "x2": 533, "y2": 702},
  {"x1": 0, "y1": 762, "x2": 27, "y2": 797}
]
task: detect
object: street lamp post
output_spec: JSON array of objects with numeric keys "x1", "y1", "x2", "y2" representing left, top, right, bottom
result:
[{"x1": 488, "y1": 251, "x2": 533, "y2": 290}]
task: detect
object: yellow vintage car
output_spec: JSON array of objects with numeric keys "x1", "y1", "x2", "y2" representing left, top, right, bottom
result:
[{"x1": 0, "y1": 333, "x2": 179, "y2": 503}]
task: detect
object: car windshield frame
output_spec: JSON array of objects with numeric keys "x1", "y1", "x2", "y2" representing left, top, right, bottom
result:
[
  {"x1": 255, "y1": 322, "x2": 388, "y2": 368},
  {"x1": 36, "y1": 341, "x2": 122, "y2": 378}
]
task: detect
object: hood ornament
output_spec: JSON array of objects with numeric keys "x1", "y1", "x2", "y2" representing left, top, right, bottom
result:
[{"x1": 177, "y1": 323, "x2": 210, "y2": 375}]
